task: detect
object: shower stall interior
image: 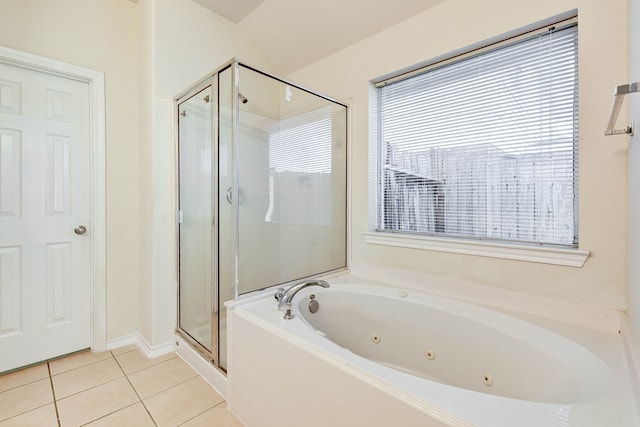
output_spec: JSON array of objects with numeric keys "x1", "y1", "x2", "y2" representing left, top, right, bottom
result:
[{"x1": 175, "y1": 60, "x2": 348, "y2": 371}]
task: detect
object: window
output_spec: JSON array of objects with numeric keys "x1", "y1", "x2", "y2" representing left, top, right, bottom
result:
[
  {"x1": 373, "y1": 19, "x2": 578, "y2": 247},
  {"x1": 266, "y1": 107, "x2": 333, "y2": 225}
]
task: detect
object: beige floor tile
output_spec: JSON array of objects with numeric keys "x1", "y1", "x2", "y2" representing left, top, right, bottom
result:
[
  {"x1": 56, "y1": 377, "x2": 139, "y2": 427},
  {"x1": 0, "y1": 378, "x2": 53, "y2": 422},
  {"x1": 109, "y1": 344, "x2": 138, "y2": 356},
  {"x1": 0, "y1": 403, "x2": 58, "y2": 427},
  {"x1": 127, "y1": 357, "x2": 197, "y2": 399},
  {"x1": 52, "y1": 358, "x2": 123, "y2": 399},
  {"x1": 115, "y1": 349, "x2": 176, "y2": 374},
  {"x1": 180, "y1": 403, "x2": 244, "y2": 427},
  {"x1": 84, "y1": 402, "x2": 155, "y2": 427},
  {"x1": 49, "y1": 350, "x2": 112, "y2": 375},
  {"x1": 0, "y1": 363, "x2": 49, "y2": 393},
  {"x1": 144, "y1": 376, "x2": 225, "y2": 427}
]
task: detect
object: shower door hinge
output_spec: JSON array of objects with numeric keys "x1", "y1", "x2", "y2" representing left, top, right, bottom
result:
[{"x1": 177, "y1": 210, "x2": 184, "y2": 224}]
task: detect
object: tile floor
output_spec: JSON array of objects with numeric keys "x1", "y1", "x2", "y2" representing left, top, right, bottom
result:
[{"x1": 0, "y1": 346, "x2": 243, "y2": 426}]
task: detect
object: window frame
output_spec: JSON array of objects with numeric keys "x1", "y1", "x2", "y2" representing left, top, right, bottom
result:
[{"x1": 367, "y1": 14, "x2": 589, "y2": 267}]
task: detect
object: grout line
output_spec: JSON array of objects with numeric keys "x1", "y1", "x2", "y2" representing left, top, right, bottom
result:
[
  {"x1": 77, "y1": 402, "x2": 139, "y2": 427},
  {"x1": 136, "y1": 371, "x2": 199, "y2": 401},
  {"x1": 54, "y1": 377, "x2": 124, "y2": 401},
  {"x1": 0, "y1": 370, "x2": 50, "y2": 393},
  {"x1": 115, "y1": 352, "x2": 178, "y2": 376},
  {"x1": 175, "y1": 410, "x2": 209, "y2": 426},
  {"x1": 176, "y1": 400, "x2": 226, "y2": 426},
  {"x1": 113, "y1": 351, "x2": 158, "y2": 427},
  {"x1": 0, "y1": 359, "x2": 49, "y2": 376},
  {"x1": 47, "y1": 362, "x2": 62, "y2": 427},
  {"x1": 0, "y1": 403, "x2": 55, "y2": 424},
  {"x1": 109, "y1": 346, "x2": 138, "y2": 357},
  {"x1": 48, "y1": 353, "x2": 114, "y2": 377},
  {"x1": 212, "y1": 400, "x2": 225, "y2": 408}
]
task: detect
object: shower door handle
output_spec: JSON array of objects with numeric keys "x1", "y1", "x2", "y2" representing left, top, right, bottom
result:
[{"x1": 225, "y1": 187, "x2": 244, "y2": 205}]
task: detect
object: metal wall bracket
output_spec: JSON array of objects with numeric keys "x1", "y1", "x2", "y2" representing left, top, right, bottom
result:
[{"x1": 605, "y1": 82, "x2": 638, "y2": 136}]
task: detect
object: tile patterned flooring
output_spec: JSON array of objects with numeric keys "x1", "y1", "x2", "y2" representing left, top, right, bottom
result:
[{"x1": 0, "y1": 346, "x2": 243, "y2": 426}]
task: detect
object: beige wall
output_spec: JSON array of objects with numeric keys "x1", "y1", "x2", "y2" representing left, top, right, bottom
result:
[
  {"x1": 137, "y1": 0, "x2": 155, "y2": 344},
  {"x1": 290, "y1": 0, "x2": 629, "y2": 310},
  {"x1": 140, "y1": 0, "x2": 272, "y2": 346},
  {"x1": 627, "y1": 0, "x2": 640, "y2": 332},
  {"x1": 0, "y1": 0, "x2": 143, "y2": 340},
  {"x1": 154, "y1": 0, "x2": 274, "y2": 97}
]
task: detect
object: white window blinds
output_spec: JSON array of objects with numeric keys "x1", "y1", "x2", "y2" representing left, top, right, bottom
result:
[
  {"x1": 375, "y1": 21, "x2": 578, "y2": 247},
  {"x1": 265, "y1": 107, "x2": 333, "y2": 225}
]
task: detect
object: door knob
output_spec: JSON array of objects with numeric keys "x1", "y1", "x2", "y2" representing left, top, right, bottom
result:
[{"x1": 74, "y1": 225, "x2": 87, "y2": 235}]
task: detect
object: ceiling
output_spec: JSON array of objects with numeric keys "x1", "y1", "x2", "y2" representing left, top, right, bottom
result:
[
  {"x1": 191, "y1": 0, "x2": 266, "y2": 24},
  {"x1": 192, "y1": 0, "x2": 445, "y2": 74}
]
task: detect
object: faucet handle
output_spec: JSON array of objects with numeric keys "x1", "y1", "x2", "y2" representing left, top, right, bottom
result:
[
  {"x1": 274, "y1": 288, "x2": 286, "y2": 305},
  {"x1": 283, "y1": 302, "x2": 293, "y2": 320}
]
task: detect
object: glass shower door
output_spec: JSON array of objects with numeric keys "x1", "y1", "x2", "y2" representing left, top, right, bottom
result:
[
  {"x1": 177, "y1": 83, "x2": 216, "y2": 358},
  {"x1": 175, "y1": 60, "x2": 348, "y2": 372}
]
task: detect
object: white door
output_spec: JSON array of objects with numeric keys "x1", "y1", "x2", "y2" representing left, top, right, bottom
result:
[{"x1": 0, "y1": 61, "x2": 91, "y2": 372}]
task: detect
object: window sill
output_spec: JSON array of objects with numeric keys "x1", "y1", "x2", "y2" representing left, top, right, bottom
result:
[{"x1": 362, "y1": 232, "x2": 589, "y2": 267}]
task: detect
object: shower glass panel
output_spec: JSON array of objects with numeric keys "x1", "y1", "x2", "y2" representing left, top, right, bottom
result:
[
  {"x1": 236, "y1": 65, "x2": 347, "y2": 295},
  {"x1": 176, "y1": 60, "x2": 347, "y2": 373},
  {"x1": 218, "y1": 66, "x2": 233, "y2": 370},
  {"x1": 177, "y1": 83, "x2": 216, "y2": 357}
]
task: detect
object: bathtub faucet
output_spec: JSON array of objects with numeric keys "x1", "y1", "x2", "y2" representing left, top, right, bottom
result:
[{"x1": 276, "y1": 279, "x2": 330, "y2": 319}]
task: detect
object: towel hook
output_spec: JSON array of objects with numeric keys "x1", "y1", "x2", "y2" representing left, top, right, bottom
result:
[{"x1": 604, "y1": 82, "x2": 638, "y2": 136}]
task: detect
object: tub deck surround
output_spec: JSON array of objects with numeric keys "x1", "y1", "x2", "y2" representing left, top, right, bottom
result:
[
  {"x1": 346, "y1": 263, "x2": 622, "y2": 333},
  {"x1": 622, "y1": 315, "x2": 640, "y2": 421},
  {"x1": 226, "y1": 282, "x2": 638, "y2": 427}
]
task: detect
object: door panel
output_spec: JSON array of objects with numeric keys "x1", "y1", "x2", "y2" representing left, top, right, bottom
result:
[
  {"x1": 0, "y1": 62, "x2": 91, "y2": 372},
  {"x1": 178, "y1": 84, "x2": 216, "y2": 357},
  {"x1": 0, "y1": 247, "x2": 21, "y2": 336}
]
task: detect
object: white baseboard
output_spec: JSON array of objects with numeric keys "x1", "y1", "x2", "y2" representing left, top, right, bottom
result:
[
  {"x1": 106, "y1": 333, "x2": 174, "y2": 358},
  {"x1": 174, "y1": 334, "x2": 228, "y2": 399},
  {"x1": 621, "y1": 315, "x2": 640, "y2": 420},
  {"x1": 105, "y1": 333, "x2": 139, "y2": 351}
]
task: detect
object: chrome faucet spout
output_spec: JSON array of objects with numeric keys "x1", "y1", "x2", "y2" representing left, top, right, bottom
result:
[{"x1": 277, "y1": 279, "x2": 330, "y2": 318}]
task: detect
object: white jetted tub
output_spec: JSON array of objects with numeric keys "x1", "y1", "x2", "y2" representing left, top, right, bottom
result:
[{"x1": 227, "y1": 282, "x2": 638, "y2": 426}]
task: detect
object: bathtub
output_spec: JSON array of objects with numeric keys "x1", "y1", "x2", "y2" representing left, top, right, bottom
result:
[{"x1": 227, "y1": 282, "x2": 638, "y2": 426}]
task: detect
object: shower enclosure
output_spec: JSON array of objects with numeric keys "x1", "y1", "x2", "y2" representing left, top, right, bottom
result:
[{"x1": 175, "y1": 60, "x2": 348, "y2": 371}]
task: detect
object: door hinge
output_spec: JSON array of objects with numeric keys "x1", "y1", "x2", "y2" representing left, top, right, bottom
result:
[{"x1": 177, "y1": 210, "x2": 183, "y2": 224}]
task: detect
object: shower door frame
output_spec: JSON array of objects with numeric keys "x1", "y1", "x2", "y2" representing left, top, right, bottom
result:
[
  {"x1": 175, "y1": 58, "x2": 351, "y2": 371},
  {"x1": 175, "y1": 74, "x2": 220, "y2": 365}
]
